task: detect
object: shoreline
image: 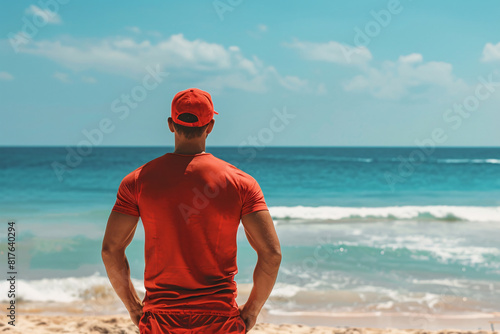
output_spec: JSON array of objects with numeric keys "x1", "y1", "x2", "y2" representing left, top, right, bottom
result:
[
  {"x1": 2, "y1": 281, "x2": 499, "y2": 332},
  {"x1": 260, "y1": 310, "x2": 500, "y2": 331},
  {"x1": 2, "y1": 303, "x2": 499, "y2": 333},
  {"x1": 1, "y1": 314, "x2": 499, "y2": 334}
]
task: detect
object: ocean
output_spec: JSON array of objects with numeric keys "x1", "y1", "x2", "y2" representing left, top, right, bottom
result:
[{"x1": 0, "y1": 147, "x2": 499, "y2": 323}]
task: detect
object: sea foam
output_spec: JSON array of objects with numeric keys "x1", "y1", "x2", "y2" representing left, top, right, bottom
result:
[{"x1": 269, "y1": 205, "x2": 500, "y2": 222}]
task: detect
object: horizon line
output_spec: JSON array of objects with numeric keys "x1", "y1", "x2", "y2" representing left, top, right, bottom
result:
[{"x1": 1, "y1": 145, "x2": 500, "y2": 149}]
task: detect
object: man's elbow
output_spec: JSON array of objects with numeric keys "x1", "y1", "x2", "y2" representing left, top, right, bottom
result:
[
  {"x1": 101, "y1": 243, "x2": 125, "y2": 261},
  {"x1": 260, "y1": 247, "x2": 282, "y2": 267},
  {"x1": 271, "y1": 249, "x2": 282, "y2": 266}
]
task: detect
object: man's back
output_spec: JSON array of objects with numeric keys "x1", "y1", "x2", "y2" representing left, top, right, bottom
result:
[
  {"x1": 112, "y1": 152, "x2": 268, "y2": 316},
  {"x1": 102, "y1": 88, "x2": 280, "y2": 333}
]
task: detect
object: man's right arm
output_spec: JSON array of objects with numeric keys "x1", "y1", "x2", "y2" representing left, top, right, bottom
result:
[{"x1": 239, "y1": 210, "x2": 281, "y2": 332}]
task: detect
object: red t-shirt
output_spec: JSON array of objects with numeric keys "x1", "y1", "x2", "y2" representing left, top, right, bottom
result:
[{"x1": 112, "y1": 152, "x2": 268, "y2": 316}]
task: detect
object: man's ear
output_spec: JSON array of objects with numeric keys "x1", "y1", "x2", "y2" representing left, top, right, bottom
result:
[
  {"x1": 167, "y1": 117, "x2": 175, "y2": 133},
  {"x1": 205, "y1": 119, "x2": 215, "y2": 136}
]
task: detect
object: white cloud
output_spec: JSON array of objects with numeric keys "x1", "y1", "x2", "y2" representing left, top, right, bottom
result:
[
  {"x1": 343, "y1": 53, "x2": 467, "y2": 100},
  {"x1": 197, "y1": 72, "x2": 268, "y2": 94},
  {"x1": 247, "y1": 24, "x2": 268, "y2": 39},
  {"x1": 20, "y1": 35, "x2": 237, "y2": 75},
  {"x1": 285, "y1": 39, "x2": 372, "y2": 66},
  {"x1": 481, "y1": 42, "x2": 500, "y2": 62},
  {"x1": 399, "y1": 53, "x2": 423, "y2": 64},
  {"x1": 125, "y1": 26, "x2": 141, "y2": 34},
  {"x1": 25, "y1": 5, "x2": 61, "y2": 24},
  {"x1": 316, "y1": 83, "x2": 327, "y2": 95},
  {"x1": 18, "y1": 34, "x2": 308, "y2": 93},
  {"x1": 53, "y1": 72, "x2": 70, "y2": 83},
  {"x1": 0, "y1": 72, "x2": 14, "y2": 81},
  {"x1": 147, "y1": 31, "x2": 162, "y2": 38},
  {"x1": 257, "y1": 24, "x2": 268, "y2": 33},
  {"x1": 82, "y1": 76, "x2": 97, "y2": 84},
  {"x1": 275, "y1": 73, "x2": 308, "y2": 92}
]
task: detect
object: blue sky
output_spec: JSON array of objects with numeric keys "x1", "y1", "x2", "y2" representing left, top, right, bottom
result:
[{"x1": 1, "y1": 0, "x2": 500, "y2": 146}]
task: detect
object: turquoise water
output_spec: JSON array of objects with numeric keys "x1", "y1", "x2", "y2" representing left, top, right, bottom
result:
[{"x1": 0, "y1": 147, "x2": 499, "y2": 315}]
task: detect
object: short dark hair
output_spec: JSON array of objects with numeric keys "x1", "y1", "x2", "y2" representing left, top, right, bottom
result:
[{"x1": 172, "y1": 113, "x2": 209, "y2": 139}]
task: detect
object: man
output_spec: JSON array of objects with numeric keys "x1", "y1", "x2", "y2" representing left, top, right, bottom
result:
[{"x1": 102, "y1": 88, "x2": 281, "y2": 333}]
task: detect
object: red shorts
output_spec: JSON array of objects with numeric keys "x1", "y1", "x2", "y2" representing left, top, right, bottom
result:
[{"x1": 139, "y1": 311, "x2": 246, "y2": 334}]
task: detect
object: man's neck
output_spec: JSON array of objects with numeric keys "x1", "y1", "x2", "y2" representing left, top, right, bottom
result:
[
  {"x1": 173, "y1": 141, "x2": 206, "y2": 155},
  {"x1": 173, "y1": 149, "x2": 206, "y2": 155}
]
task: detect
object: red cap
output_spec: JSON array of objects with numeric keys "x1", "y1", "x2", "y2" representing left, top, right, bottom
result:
[{"x1": 171, "y1": 88, "x2": 218, "y2": 127}]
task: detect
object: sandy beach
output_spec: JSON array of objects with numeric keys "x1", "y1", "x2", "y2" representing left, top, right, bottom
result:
[
  {"x1": 1, "y1": 299, "x2": 499, "y2": 334},
  {"x1": 1, "y1": 314, "x2": 499, "y2": 334},
  {"x1": 1, "y1": 285, "x2": 499, "y2": 333}
]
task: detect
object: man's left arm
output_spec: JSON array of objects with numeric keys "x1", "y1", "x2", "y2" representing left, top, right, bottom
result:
[{"x1": 102, "y1": 211, "x2": 143, "y2": 327}]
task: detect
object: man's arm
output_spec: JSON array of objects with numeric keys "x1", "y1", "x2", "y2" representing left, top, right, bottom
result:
[
  {"x1": 101, "y1": 211, "x2": 143, "y2": 327},
  {"x1": 239, "y1": 210, "x2": 282, "y2": 332}
]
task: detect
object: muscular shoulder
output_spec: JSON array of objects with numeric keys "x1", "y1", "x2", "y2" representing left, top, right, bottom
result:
[
  {"x1": 129, "y1": 154, "x2": 168, "y2": 180},
  {"x1": 210, "y1": 155, "x2": 257, "y2": 184},
  {"x1": 206, "y1": 157, "x2": 262, "y2": 205}
]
